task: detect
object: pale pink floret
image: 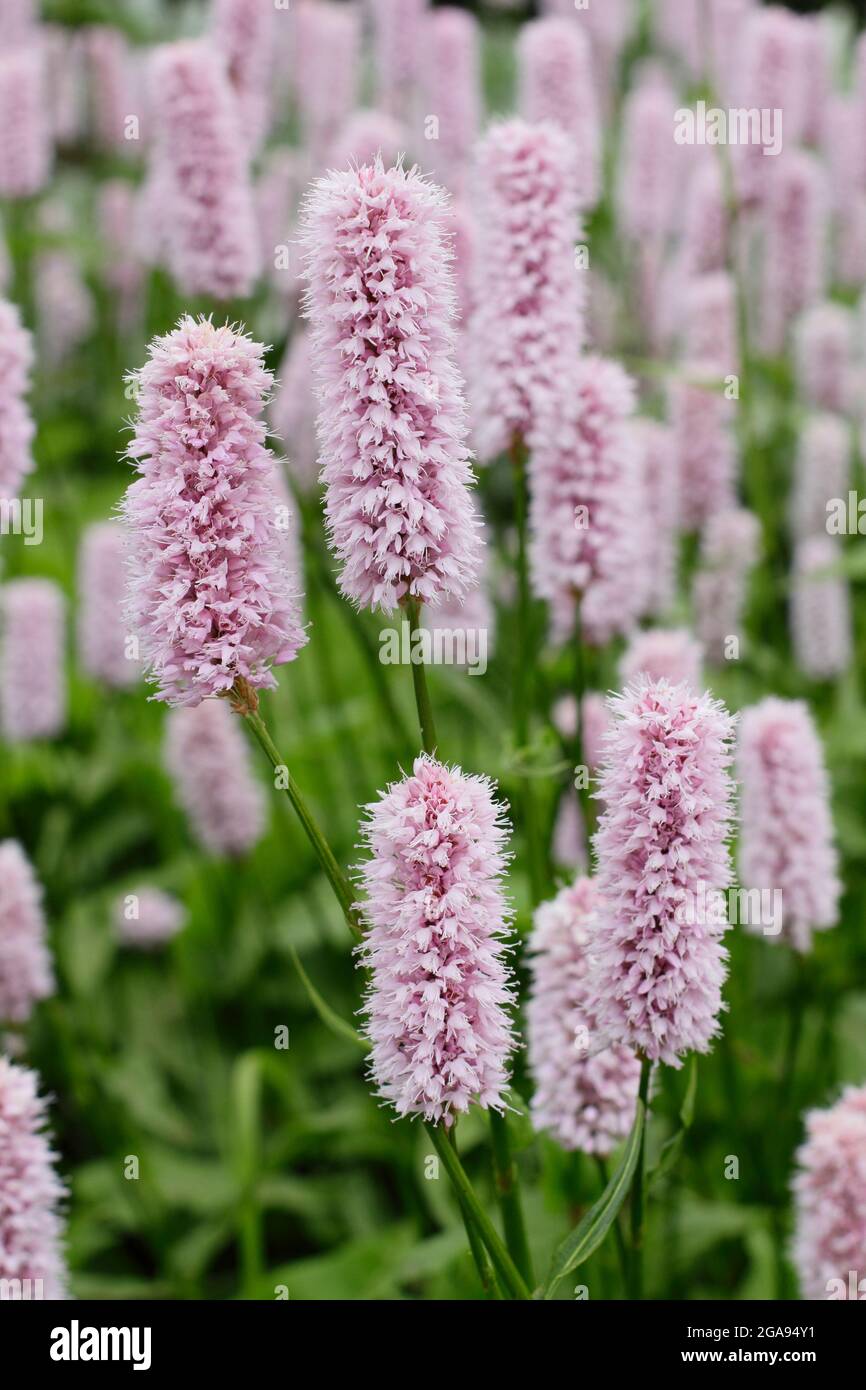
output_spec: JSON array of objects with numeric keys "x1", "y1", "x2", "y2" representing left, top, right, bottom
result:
[
  {"x1": 794, "y1": 304, "x2": 854, "y2": 415},
  {"x1": 301, "y1": 159, "x2": 482, "y2": 613},
  {"x1": 737, "y1": 698, "x2": 840, "y2": 953},
  {"x1": 791, "y1": 535, "x2": 852, "y2": 680},
  {"x1": 790, "y1": 414, "x2": 850, "y2": 543},
  {"x1": 517, "y1": 17, "x2": 600, "y2": 207},
  {"x1": 530, "y1": 357, "x2": 647, "y2": 646},
  {"x1": 329, "y1": 108, "x2": 404, "y2": 172},
  {"x1": 165, "y1": 700, "x2": 266, "y2": 857},
  {"x1": 0, "y1": 299, "x2": 35, "y2": 504},
  {"x1": 694, "y1": 507, "x2": 760, "y2": 663},
  {"x1": 760, "y1": 152, "x2": 827, "y2": 357},
  {"x1": 527, "y1": 876, "x2": 641, "y2": 1154},
  {"x1": 357, "y1": 755, "x2": 515, "y2": 1126},
  {"x1": 588, "y1": 679, "x2": 736, "y2": 1067},
  {"x1": 211, "y1": 0, "x2": 275, "y2": 153},
  {"x1": 0, "y1": 841, "x2": 54, "y2": 1026},
  {"x1": 147, "y1": 40, "x2": 261, "y2": 300},
  {"x1": 122, "y1": 317, "x2": 306, "y2": 707},
  {"x1": 270, "y1": 331, "x2": 319, "y2": 492},
  {"x1": 421, "y1": 7, "x2": 480, "y2": 195},
  {"x1": 0, "y1": 579, "x2": 66, "y2": 743},
  {"x1": 471, "y1": 119, "x2": 585, "y2": 461},
  {"x1": 620, "y1": 629, "x2": 703, "y2": 691},
  {"x1": 634, "y1": 418, "x2": 679, "y2": 618},
  {"x1": 77, "y1": 522, "x2": 140, "y2": 689},
  {"x1": 115, "y1": 887, "x2": 186, "y2": 949},
  {"x1": 0, "y1": 1058, "x2": 67, "y2": 1300},
  {"x1": 793, "y1": 1085, "x2": 866, "y2": 1300},
  {"x1": 0, "y1": 45, "x2": 52, "y2": 198}
]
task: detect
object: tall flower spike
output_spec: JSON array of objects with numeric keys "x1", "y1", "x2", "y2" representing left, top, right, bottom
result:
[
  {"x1": 620, "y1": 628, "x2": 703, "y2": 690},
  {"x1": 370, "y1": 0, "x2": 426, "y2": 120},
  {"x1": 270, "y1": 330, "x2": 319, "y2": 492},
  {"x1": 210, "y1": 0, "x2": 275, "y2": 154},
  {"x1": 737, "y1": 697, "x2": 840, "y2": 953},
  {"x1": 794, "y1": 304, "x2": 854, "y2": 415},
  {"x1": 295, "y1": 1, "x2": 360, "y2": 162},
  {"x1": 527, "y1": 876, "x2": 641, "y2": 1154},
  {"x1": 77, "y1": 521, "x2": 139, "y2": 690},
  {"x1": 670, "y1": 371, "x2": 736, "y2": 531},
  {"x1": 421, "y1": 7, "x2": 481, "y2": 196},
  {"x1": 529, "y1": 356, "x2": 647, "y2": 646},
  {"x1": 471, "y1": 119, "x2": 585, "y2": 462},
  {"x1": 683, "y1": 272, "x2": 738, "y2": 378},
  {"x1": 734, "y1": 5, "x2": 807, "y2": 206},
  {"x1": 760, "y1": 151, "x2": 827, "y2": 357},
  {"x1": 791, "y1": 535, "x2": 852, "y2": 681},
  {"x1": 680, "y1": 156, "x2": 728, "y2": 277},
  {"x1": 0, "y1": 299, "x2": 35, "y2": 506},
  {"x1": 0, "y1": 1057, "x2": 67, "y2": 1300},
  {"x1": 147, "y1": 40, "x2": 261, "y2": 300},
  {"x1": 357, "y1": 755, "x2": 515, "y2": 1125},
  {"x1": 300, "y1": 158, "x2": 482, "y2": 613},
  {"x1": 517, "y1": 17, "x2": 600, "y2": 208},
  {"x1": 84, "y1": 25, "x2": 135, "y2": 153},
  {"x1": 0, "y1": 841, "x2": 54, "y2": 1026},
  {"x1": 165, "y1": 701, "x2": 266, "y2": 857},
  {"x1": 694, "y1": 508, "x2": 760, "y2": 664},
  {"x1": 790, "y1": 414, "x2": 850, "y2": 543},
  {"x1": 0, "y1": 579, "x2": 66, "y2": 743},
  {"x1": 588, "y1": 678, "x2": 736, "y2": 1067},
  {"x1": 0, "y1": 44, "x2": 52, "y2": 198},
  {"x1": 122, "y1": 316, "x2": 306, "y2": 706},
  {"x1": 634, "y1": 418, "x2": 679, "y2": 618},
  {"x1": 793, "y1": 1085, "x2": 866, "y2": 1301},
  {"x1": 115, "y1": 886, "x2": 186, "y2": 950}
]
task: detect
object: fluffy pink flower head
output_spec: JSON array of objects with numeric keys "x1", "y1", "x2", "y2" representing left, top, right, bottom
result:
[
  {"x1": 122, "y1": 316, "x2": 306, "y2": 706},
  {"x1": 421, "y1": 7, "x2": 480, "y2": 195},
  {"x1": 470, "y1": 119, "x2": 585, "y2": 462},
  {"x1": 115, "y1": 886, "x2": 186, "y2": 950},
  {"x1": 270, "y1": 330, "x2": 319, "y2": 492},
  {"x1": 357, "y1": 755, "x2": 515, "y2": 1125},
  {"x1": 0, "y1": 579, "x2": 66, "y2": 743},
  {"x1": 77, "y1": 521, "x2": 140, "y2": 689},
  {"x1": 0, "y1": 299, "x2": 35, "y2": 505},
  {"x1": 794, "y1": 304, "x2": 854, "y2": 415},
  {"x1": 737, "y1": 697, "x2": 840, "y2": 953},
  {"x1": 0, "y1": 44, "x2": 51, "y2": 198},
  {"x1": 517, "y1": 17, "x2": 600, "y2": 207},
  {"x1": 0, "y1": 840, "x2": 54, "y2": 1025},
  {"x1": 300, "y1": 158, "x2": 482, "y2": 613},
  {"x1": 370, "y1": 0, "x2": 426, "y2": 119},
  {"x1": 620, "y1": 628, "x2": 703, "y2": 691},
  {"x1": 0, "y1": 1057, "x2": 67, "y2": 1299},
  {"x1": 793, "y1": 1085, "x2": 866, "y2": 1300},
  {"x1": 760, "y1": 151, "x2": 827, "y2": 356},
  {"x1": 165, "y1": 700, "x2": 266, "y2": 857},
  {"x1": 147, "y1": 40, "x2": 261, "y2": 300},
  {"x1": 670, "y1": 373, "x2": 736, "y2": 531},
  {"x1": 529, "y1": 356, "x2": 647, "y2": 646},
  {"x1": 634, "y1": 418, "x2": 679, "y2": 617},
  {"x1": 694, "y1": 507, "x2": 760, "y2": 662},
  {"x1": 211, "y1": 0, "x2": 275, "y2": 153},
  {"x1": 791, "y1": 535, "x2": 852, "y2": 681},
  {"x1": 790, "y1": 414, "x2": 850, "y2": 543},
  {"x1": 588, "y1": 678, "x2": 736, "y2": 1067},
  {"x1": 329, "y1": 108, "x2": 404, "y2": 172},
  {"x1": 527, "y1": 876, "x2": 641, "y2": 1154}
]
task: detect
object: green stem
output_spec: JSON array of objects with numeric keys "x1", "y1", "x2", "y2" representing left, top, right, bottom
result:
[
  {"x1": 595, "y1": 1155, "x2": 630, "y2": 1290},
  {"x1": 628, "y1": 1057, "x2": 653, "y2": 1300},
  {"x1": 447, "y1": 1129, "x2": 500, "y2": 1299},
  {"x1": 489, "y1": 1109, "x2": 534, "y2": 1288},
  {"x1": 234, "y1": 684, "x2": 363, "y2": 940},
  {"x1": 403, "y1": 596, "x2": 439, "y2": 755},
  {"x1": 572, "y1": 597, "x2": 594, "y2": 856},
  {"x1": 427, "y1": 1123, "x2": 531, "y2": 1300},
  {"x1": 510, "y1": 437, "x2": 546, "y2": 906}
]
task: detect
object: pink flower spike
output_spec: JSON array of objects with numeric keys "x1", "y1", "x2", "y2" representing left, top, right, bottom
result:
[
  {"x1": 791, "y1": 535, "x2": 852, "y2": 681},
  {"x1": 77, "y1": 521, "x2": 140, "y2": 689},
  {"x1": 794, "y1": 304, "x2": 854, "y2": 415},
  {"x1": 210, "y1": 0, "x2": 275, "y2": 154},
  {"x1": 790, "y1": 414, "x2": 850, "y2": 543},
  {"x1": 357, "y1": 755, "x2": 515, "y2": 1125},
  {"x1": 517, "y1": 17, "x2": 600, "y2": 207},
  {"x1": 0, "y1": 1057, "x2": 67, "y2": 1300},
  {"x1": 115, "y1": 887, "x2": 186, "y2": 950},
  {"x1": 620, "y1": 628, "x2": 703, "y2": 691},
  {"x1": 165, "y1": 700, "x2": 266, "y2": 857},
  {"x1": 694, "y1": 508, "x2": 760, "y2": 663},
  {"x1": 0, "y1": 579, "x2": 66, "y2": 743},
  {"x1": 589, "y1": 678, "x2": 736, "y2": 1067},
  {"x1": 527, "y1": 876, "x2": 641, "y2": 1154},
  {"x1": 122, "y1": 316, "x2": 307, "y2": 707},
  {"x1": 793, "y1": 1085, "x2": 866, "y2": 1300},
  {"x1": 0, "y1": 44, "x2": 52, "y2": 198},
  {"x1": 0, "y1": 840, "x2": 54, "y2": 1026},
  {"x1": 300, "y1": 158, "x2": 482, "y2": 614},
  {"x1": 421, "y1": 7, "x2": 481, "y2": 195},
  {"x1": 0, "y1": 298, "x2": 35, "y2": 506}
]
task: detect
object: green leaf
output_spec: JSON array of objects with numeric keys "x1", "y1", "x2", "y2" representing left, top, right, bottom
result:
[
  {"x1": 541, "y1": 1098, "x2": 645, "y2": 1299},
  {"x1": 649, "y1": 1055, "x2": 697, "y2": 1192},
  {"x1": 288, "y1": 942, "x2": 368, "y2": 1051}
]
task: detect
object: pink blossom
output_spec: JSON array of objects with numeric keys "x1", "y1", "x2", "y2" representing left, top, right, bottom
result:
[
  {"x1": 0, "y1": 841, "x2": 54, "y2": 1026},
  {"x1": 77, "y1": 522, "x2": 140, "y2": 689},
  {"x1": 84, "y1": 25, "x2": 135, "y2": 153},
  {"x1": 0, "y1": 298, "x2": 35, "y2": 505},
  {"x1": 694, "y1": 508, "x2": 760, "y2": 663},
  {"x1": 165, "y1": 700, "x2": 266, "y2": 857},
  {"x1": 634, "y1": 418, "x2": 679, "y2": 617},
  {"x1": 738, "y1": 697, "x2": 840, "y2": 953},
  {"x1": 122, "y1": 316, "x2": 307, "y2": 707},
  {"x1": 517, "y1": 17, "x2": 600, "y2": 207},
  {"x1": 791, "y1": 536, "x2": 852, "y2": 681},
  {"x1": 35, "y1": 251, "x2": 94, "y2": 367},
  {"x1": 147, "y1": 40, "x2": 261, "y2": 300},
  {"x1": 357, "y1": 755, "x2": 515, "y2": 1125},
  {"x1": 620, "y1": 629, "x2": 703, "y2": 691},
  {"x1": 588, "y1": 679, "x2": 736, "y2": 1067},
  {"x1": 760, "y1": 152, "x2": 827, "y2": 356},
  {"x1": 552, "y1": 793, "x2": 587, "y2": 874},
  {"x1": 0, "y1": 1057, "x2": 67, "y2": 1300},
  {"x1": 211, "y1": 0, "x2": 275, "y2": 153},
  {"x1": 790, "y1": 414, "x2": 850, "y2": 543},
  {"x1": 421, "y1": 7, "x2": 480, "y2": 195},
  {"x1": 370, "y1": 0, "x2": 426, "y2": 120},
  {"x1": 734, "y1": 6, "x2": 807, "y2": 206},
  {"x1": 617, "y1": 77, "x2": 678, "y2": 244},
  {"x1": 794, "y1": 304, "x2": 854, "y2": 415},
  {"x1": 115, "y1": 887, "x2": 186, "y2": 950},
  {"x1": 270, "y1": 330, "x2": 319, "y2": 492},
  {"x1": 300, "y1": 159, "x2": 482, "y2": 613},
  {"x1": 0, "y1": 0, "x2": 37, "y2": 45},
  {"x1": 470, "y1": 119, "x2": 585, "y2": 461},
  {"x1": 0, "y1": 44, "x2": 51, "y2": 198},
  {"x1": 680, "y1": 157, "x2": 728, "y2": 277},
  {"x1": 670, "y1": 374, "x2": 736, "y2": 531},
  {"x1": 256, "y1": 148, "x2": 302, "y2": 289},
  {"x1": 684, "y1": 273, "x2": 738, "y2": 378},
  {"x1": 527, "y1": 876, "x2": 641, "y2": 1154},
  {"x1": 0, "y1": 579, "x2": 66, "y2": 743},
  {"x1": 98, "y1": 180, "x2": 145, "y2": 336},
  {"x1": 295, "y1": 2, "x2": 359, "y2": 161},
  {"x1": 793, "y1": 1085, "x2": 866, "y2": 1300},
  {"x1": 329, "y1": 109, "x2": 404, "y2": 172}
]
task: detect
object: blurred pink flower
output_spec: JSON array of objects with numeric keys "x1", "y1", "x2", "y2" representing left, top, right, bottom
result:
[
  {"x1": 211, "y1": 0, "x2": 275, "y2": 153},
  {"x1": 790, "y1": 414, "x2": 850, "y2": 543},
  {"x1": 370, "y1": 0, "x2": 426, "y2": 120},
  {"x1": 0, "y1": 840, "x2": 53, "y2": 1026},
  {"x1": 329, "y1": 108, "x2": 404, "y2": 172},
  {"x1": 620, "y1": 628, "x2": 703, "y2": 690},
  {"x1": 791, "y1": 535, "x2": 852, "y2": 680},
  {"x1": 165, "y1": 700, "x2": 266, "y2": 857},
  {"x1": 115, "y1": 887, "x2": 186, "y2": 950},
  {"x1": 794, "y1": 304, "x2": 854, "y2": 415},
  {"x1": 0, "y1": 44, "x2": 51, "y2": 198},
  {"x1": 0, "y1": 298, "x2": 35, "y2": 505},
  {"x1": 760, "y1": 152, "x2": 827, "y2": 356},
  {"x1": 421, "y1": 7, "x2": 480, "y2": 195},
  {"x1": 694, "y1": 508, "x2": 760, "y2": 663},
  {"x1": 0, "y1": 1057, "x2": 67, "y2": 1300},
  {"x1": 634, "y1": 418, "x2": 679, "y2": 618},
  {"x1": 517, "y1": 16, "x2": 600, "y2": 207},
  {"x1": 793, "y1": 1085, "x2": 866, "y2": 1300},
  {"x1": 270, "y1": 330, "x2": 319, "y2": 492},
  {"x1": 77, "y1": 521, "x2": 140, "y2": 689},
  {"x1": 0, "y1": 579, "x2": 66, "y2": 743},
  {"x1": 670, "y1": 373, "x2": 736, "y2": 531}
]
